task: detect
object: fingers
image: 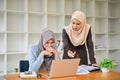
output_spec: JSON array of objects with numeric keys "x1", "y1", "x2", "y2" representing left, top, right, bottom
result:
[
  {"x1": 44, "y1": 47, "x2": 58, "y2": 57},
  {"x1": 73, "y1": 51, "x2": 76, "y2": 54},
  {"x1": 45, "y1": 51, "x2": 53, "y2": 56},
  {"x1": 40, "y1": 50, "x2": 53, "y2": 57},
  {"x1": 68, "y1": 50, "x2": 76, "y2": 58},
  {"x1": 46, "y1": 47, "x2": 54, "y2": 53},
  {"x1": 68, "y1": 52, "x2": 74, "y2": 57},
  {"x1": 92, "y1": 64, "x2": 98, "y2": 67}
]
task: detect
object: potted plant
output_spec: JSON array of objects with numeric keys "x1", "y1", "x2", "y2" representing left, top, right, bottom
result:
[{"x1": 98, "y1": 58, "x2": 113, "y2": 72}]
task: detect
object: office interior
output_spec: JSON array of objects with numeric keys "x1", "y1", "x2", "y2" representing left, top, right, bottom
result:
[{"x1": 0, "y1": 0, "x2": 120, "y2": 79}]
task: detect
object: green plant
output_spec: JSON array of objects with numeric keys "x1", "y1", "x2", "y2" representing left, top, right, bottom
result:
[{"x1": 98, "y1": 58, "x2": 113, "y2": 70}]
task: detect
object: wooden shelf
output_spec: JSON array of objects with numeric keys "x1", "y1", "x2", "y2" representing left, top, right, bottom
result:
[{"x1": 0, "y1": 0, "x2": 120, "y2": 76}]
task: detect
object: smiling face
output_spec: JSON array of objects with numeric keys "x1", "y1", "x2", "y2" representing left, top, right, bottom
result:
[
  {"x1": 43, "y1": 39, "x2": 55, "y2": 50},
  {"x1": 71, "y1": 19, "x2": 82, "y2": 31}
]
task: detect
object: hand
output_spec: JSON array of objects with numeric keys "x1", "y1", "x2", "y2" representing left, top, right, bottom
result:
[
  {"x1": 40, "y1": 47, "x2": 59, "y2": 59},
  {"x1": 46, "y1": 47, "x2": 55, "y2": 53},
  {"x1": 46, "y1": 47, "x2": 59, "y2": 59},
  {"x1": 67, "y1": 50, "x2": 76, "y2": 58},
  {"x1": 92, "y1": 64, "x2": 98, "y2": 67},
  {"x1": 40, "y1": 50, "x2": 53, "y2": 57}
]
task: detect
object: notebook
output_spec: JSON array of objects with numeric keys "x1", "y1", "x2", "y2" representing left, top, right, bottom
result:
[
  {"x1": 19, "y1": 71, "x2": 37, "y2": 78},
  {"x1": 43, "y1": 58, "x2": 80, "y2": 78}
]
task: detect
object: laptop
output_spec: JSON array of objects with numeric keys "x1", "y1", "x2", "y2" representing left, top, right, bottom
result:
[{"x1": 43, "y1": 58, "x2": 80, "y2": 78}]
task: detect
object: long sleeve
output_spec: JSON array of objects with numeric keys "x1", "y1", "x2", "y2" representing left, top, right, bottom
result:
[
  {"x1": 86, "y1": 29, "x2": 96, "y2": 64},
  {"x1": 62, "y1": 29, "x2": 70, "y2": 59},
  {"x1": 62, "y1": 29, "x2": 76, "y2": 59},
  {"x1": 28, "y1": 44, "x2": 44, "y2": 72}
]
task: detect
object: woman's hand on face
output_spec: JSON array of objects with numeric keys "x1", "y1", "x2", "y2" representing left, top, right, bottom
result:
[
  {"x1": 40, "y1": 47, "x2": 59, "y2": 59},
  {"x1": 67, "y1": 50, "x2": 76, "y2": 58},
  {"x1": 40, "y1": 50, "x2": 53, "y2": 57},
  {"x1": 45, "y1": 47, "x2": 59, "y2": 59},
  {"x1": 46, "y1": 47, "x2": 54, "y2": 53},
  {"x1": 46, "y1": 47, "x2": 57, "y2": 54}
]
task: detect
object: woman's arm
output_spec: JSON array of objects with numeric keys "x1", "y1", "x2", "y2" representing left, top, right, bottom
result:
[
  {"x1": 86, "y1": 28, "x2": 97, "y2": 64},
  {"x1": 53, "y1": 49, "x2": 60, "y2": 60},
  {"x1": 62, "y1": 29, "x2": 74, "y2": 59},
  {"x1": 28, "y1": 45, "x2": 44, "y2": 72},
  {"x1": 45, "y1": 46, "x2": 60, "y2": 60}
]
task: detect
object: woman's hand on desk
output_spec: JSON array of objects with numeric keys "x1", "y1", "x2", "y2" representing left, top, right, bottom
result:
[{"x1": 92, "y1": 64, "x2": 98, "y2": 67}]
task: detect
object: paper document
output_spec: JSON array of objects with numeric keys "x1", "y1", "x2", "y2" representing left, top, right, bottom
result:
[
  {"x1": 81, "y1": 65, "x2": 99, "y2": 71},
  {"x1": 76, "y1": 65, "x2": 100, "y2": 75},
  {"x1": 76, "y1": 65, "x2": 89, "y2": 74}
]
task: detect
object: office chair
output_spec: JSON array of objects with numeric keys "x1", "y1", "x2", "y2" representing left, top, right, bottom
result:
[{"x1": 19, "y1": 60, "x2": 29, "y2": 72}]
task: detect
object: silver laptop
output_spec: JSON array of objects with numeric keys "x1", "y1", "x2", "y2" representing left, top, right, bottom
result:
[{"x1": 43, "y1": 58, "x2": 80, "y2": 78}]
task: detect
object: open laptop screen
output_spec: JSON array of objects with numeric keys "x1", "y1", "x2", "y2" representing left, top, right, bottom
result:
[{"x1": 43, "y1": 58, "x2": 80, "y2": 78}]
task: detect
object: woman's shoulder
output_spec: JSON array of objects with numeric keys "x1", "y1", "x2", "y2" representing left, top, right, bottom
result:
[
  {"x1": 62, "y1": 28, "x2": 65, "y2": 31},
  {"x1": 62, "y1": 28, "x2": 67, "y2": 34},
  {"x1": 29, "y1": 44, "x2": 38, "y2": 51}
]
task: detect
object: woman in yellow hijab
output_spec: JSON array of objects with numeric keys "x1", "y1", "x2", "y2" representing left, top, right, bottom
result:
[{"x1": 62, "y1": 11, "x2": 97, "y2": 66}]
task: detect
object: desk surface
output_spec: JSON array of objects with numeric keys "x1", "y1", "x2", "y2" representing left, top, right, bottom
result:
[{"x1": 4, "y1": 71, "x2": 120, "y2": 80}]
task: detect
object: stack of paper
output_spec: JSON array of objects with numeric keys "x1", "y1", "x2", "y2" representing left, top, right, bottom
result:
[
  {"x1": 19, "y1": 71, "x2": 37, "y2": 78},
  {"x1": 79, "y1": 65, "x2": 100, "y2": 72},
  {"x1": 76, "y1": 65, "x2": 100, "y2": 75},
  {"x1": 76, "y1": 65, "x2": 89, "y2": 75}
]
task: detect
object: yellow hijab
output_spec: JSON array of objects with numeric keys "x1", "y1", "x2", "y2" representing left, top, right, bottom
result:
[{"x1": 64, "y1": 11, "x2": 91, "y2": 46}]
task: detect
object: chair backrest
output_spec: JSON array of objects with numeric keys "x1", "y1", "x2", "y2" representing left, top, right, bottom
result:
[{"x1": 19, "y1": 60, "x2": 29, "y2": 72}]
